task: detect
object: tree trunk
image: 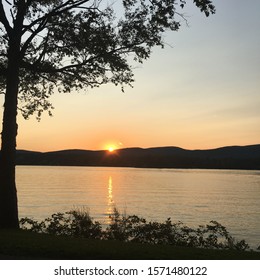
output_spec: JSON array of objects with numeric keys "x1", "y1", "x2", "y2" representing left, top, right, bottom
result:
[{"x1": 0, "y1": 44, "x2": 20, "y2": 229}]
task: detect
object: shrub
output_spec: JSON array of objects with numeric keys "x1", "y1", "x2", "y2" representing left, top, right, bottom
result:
[
  {"x1": 105, "y1": 210, "x2": 250, "y2": 250},
  {"x1": 20, "y1": 209, "x2": 102, "y2": 239},
  {"x1": 20, "y1": 208, "x2": 251, "y2": 251}
]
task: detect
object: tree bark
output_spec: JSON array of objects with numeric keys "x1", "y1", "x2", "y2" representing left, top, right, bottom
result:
[
  {"x1": 0, "y1": 42, "x2": 21, "y2": 229},
  {"x1": 0, "y1": 1, "x2": 27, "y2": 229}
]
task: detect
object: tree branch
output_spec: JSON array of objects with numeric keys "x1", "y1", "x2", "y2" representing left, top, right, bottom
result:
[
  {"x1": 22, "y1": 0, "x2": 92, "y2": 34},
  {"x1": 0, "y1": 0, "x2": 12, "y2": 36},
  {"x1": 4, "y1": 0, "x2": 11, "y2": 5},
  {"x1": 21, "y1": 36, "x2": 146, "y2": 77},
  {"x1": 34, "y1": 31, "x2": 50, "y2": 65},
  {"x1": 20, "y1": 1, "x2": 96, "y2": 59},
  {"x1": 20, "y1": 17, "x2": 48, "y2": 57}
]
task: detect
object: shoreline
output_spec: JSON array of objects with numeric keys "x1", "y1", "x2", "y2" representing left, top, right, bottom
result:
[{"x1": 16, "y1": 163, "x2": 260, "y2": 171}]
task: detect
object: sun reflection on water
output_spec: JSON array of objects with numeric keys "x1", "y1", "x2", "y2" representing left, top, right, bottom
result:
[{"x1": 106, "y1": 175, "x2": 115, "y2": 221}]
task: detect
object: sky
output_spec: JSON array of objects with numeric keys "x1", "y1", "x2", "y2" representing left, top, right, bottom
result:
[{"x1": 1, "y1": 0, "x2": 260, "y2": 152}]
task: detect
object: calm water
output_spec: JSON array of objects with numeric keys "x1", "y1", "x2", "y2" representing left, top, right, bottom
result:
[{"x1": 16, "y1": 166, "x2": 260, "y2": 248}]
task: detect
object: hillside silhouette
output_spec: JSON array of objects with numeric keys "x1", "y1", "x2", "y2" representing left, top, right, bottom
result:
[{"x1": 15, "y1": 144, "x2": 260, "y2": 170}]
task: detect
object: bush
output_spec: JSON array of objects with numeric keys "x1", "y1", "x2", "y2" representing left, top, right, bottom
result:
[
  {"x1": 105, "y1": 210, "x2": 250, "y2": 250},
  {"x1": 20, "y1": 209, "x2": 102, "y2": 239},
  {"x1": 20, "y1": 208, "x2": 251, "y2": 251}
]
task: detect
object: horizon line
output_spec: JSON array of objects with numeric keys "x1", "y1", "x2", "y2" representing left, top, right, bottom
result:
[{"x1": 16, "y1": 143, "x2": 260, "y2": 154}]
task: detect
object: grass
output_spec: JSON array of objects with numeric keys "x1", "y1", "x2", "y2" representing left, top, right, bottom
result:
[{"x1": 0, "y1": 229, "x2": 259, "y2": 260}]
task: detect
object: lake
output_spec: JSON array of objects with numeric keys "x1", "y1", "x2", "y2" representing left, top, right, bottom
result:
[{"x1": 16, "y1": 166, "x2": 260, "y2": 249}]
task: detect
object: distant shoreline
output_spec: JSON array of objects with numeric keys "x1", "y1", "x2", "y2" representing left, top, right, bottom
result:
[
  {"x1": 15, "y1": 144, "x2": 260, "y2": 170},
  {"x1": 16, "y1": 165, "x2": 260, "y2": 171}
]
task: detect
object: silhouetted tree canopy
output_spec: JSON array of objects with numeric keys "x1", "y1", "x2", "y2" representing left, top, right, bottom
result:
[{"x1": 0, "y1": 0, "x2": 215, "y2": 120}]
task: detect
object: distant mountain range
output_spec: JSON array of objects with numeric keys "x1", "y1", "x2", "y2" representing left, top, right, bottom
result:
[{"x1": 15, "y1": 144, "x2": 260, "y2": 170}]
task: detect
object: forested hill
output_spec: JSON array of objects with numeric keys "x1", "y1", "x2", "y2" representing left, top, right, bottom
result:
[{"x1": 15, "y1": 144, "x2": 260, "y2": 170}]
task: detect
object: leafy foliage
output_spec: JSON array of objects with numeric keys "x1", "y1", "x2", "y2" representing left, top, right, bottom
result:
[
  {"x1": 20, "y1": 209, "x2": 102, "y2": 239},
  {"x1": 20, "y1": 208, "x2": 251, "y2": 251},
  {"x1": 0, "y1": 0, "x2": 215, "y2": 120}
]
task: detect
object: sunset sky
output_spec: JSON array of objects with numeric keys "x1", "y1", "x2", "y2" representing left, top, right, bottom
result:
[{"x1": 1, "y1": 0, "x2": 260, "y2": 152}]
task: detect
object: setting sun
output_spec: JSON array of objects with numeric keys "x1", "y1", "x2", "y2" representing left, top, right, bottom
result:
[
  {"x1": 104, "y1": 143, "x2": 117, "y2": 152},
  {"x1": 108, "y1": 146, "x2": 115, "y2": 152},
  {"x1": 104, "y1": 141, "x2": 122, "y2": 152}
]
